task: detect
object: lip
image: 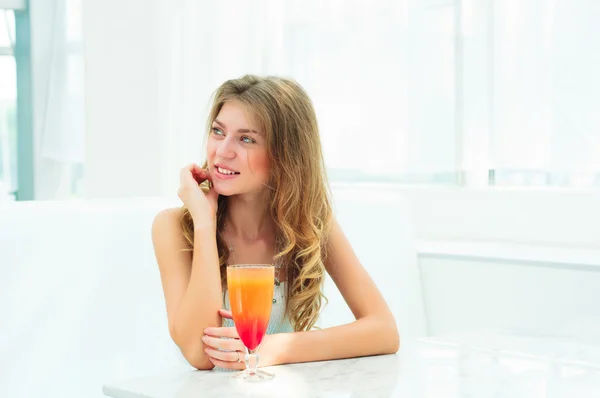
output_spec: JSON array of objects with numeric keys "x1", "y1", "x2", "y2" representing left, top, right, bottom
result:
[
  {"x1": 215, "y1": 163, "x2": 239, "y2": 173},
  {"x1": 213, "y1": 164, "x2": 240, "y2": 180}
]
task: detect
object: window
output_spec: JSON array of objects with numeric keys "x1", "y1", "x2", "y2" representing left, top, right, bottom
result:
[
  {"x1": 276, "y1": 1, "x2": 459, "y2": 185},
  {"x1": 46, "y1": 1, "x2": 600, "y2": 198},
  {"x1": 486, "y1": 0, "x2": 600, "y2": 188},
  {"x1": 195, "y1": 1, "x2": 458, "y2": 185},
  {"x1": 253, "y1": 0, "x2": 600, "y2": 188},
  {"x1": 0, "y1": 9, "x2": 16, "y2": 199}
]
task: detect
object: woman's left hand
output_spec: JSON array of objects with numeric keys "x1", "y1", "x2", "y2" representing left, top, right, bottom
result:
[{"x1": 202, "y1": 309, "x2": 282, "y2": 370}]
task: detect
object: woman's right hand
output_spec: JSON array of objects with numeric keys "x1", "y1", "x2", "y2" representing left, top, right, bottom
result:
[{"x1": 177, "y1": 163, "x2": 219, "y2": 229}]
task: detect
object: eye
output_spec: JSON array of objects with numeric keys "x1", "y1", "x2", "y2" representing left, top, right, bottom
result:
[
  {"x1": 241, "y1": 135, "x2": 256, "y2": 144},
  {"x1": 212, "y1": 127, "x2": 224, "y2": 136}
]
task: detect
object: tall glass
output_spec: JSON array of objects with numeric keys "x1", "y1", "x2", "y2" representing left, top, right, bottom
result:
[{"x1": 227, "y1": 264, "x2": 275, "y2": 381}]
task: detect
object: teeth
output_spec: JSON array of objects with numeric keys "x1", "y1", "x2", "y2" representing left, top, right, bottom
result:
[{"x1": 218, "y1": 167, "x2": 237, "y2": 175}]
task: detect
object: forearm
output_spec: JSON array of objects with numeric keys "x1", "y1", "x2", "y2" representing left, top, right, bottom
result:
[
  {"x1": 172, "y1": 227, "x2": 222, "y2": 369},
  {"x1": 275, "y1": 315, "x2": 399, "y2": 365}
]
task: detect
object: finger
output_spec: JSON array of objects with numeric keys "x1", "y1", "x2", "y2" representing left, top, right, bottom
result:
[
  {"x1": 192, "y1": 166, "x2": 209, "y2": 178},
  {"x1": 182, "y1": 174, "x2": 202, "y2": 193},
  {"x1": 180, "y1": 164, "x2": 194, "y2": 185},
  {"x1": 208, "y1": 357, "x2": 245, "y2": 371},
  {"x1": 180, "y1": 163, "x2": 206, "y2": 185},
  {"x1": 219, "y1": 309, "x2": 234, "y2": 319},
  {"x1": 191, "y1": 164, "x2": 210, "y2": 179},
  {"x1": 192, "y1": 163, "x2": 209, "y2": 176},
  {"x1": 205, "y1": 347, "x2": 241, "y2": 363},
  {"x1": 204, "y1": 326, "x2": 239, "y2": 338},
  {"x1": 191, "y1": 170, "x2": 210, "y2": 185},
  {"x1": 202, "y1": 335, "x2": 243, "y2": 351}
]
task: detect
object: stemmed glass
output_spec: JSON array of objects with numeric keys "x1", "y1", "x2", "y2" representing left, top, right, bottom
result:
[{"x1": 227, "y1": 264, "x2": 275, "y2": 381}]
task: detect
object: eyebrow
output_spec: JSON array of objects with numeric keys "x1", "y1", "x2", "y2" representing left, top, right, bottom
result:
[{"x1": 213, "y1": 119, "x2": 263, "y2": 135}]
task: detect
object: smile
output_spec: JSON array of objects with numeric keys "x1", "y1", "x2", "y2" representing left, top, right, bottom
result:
[
  {"x1": 217, "y1": 167, "x2": 239, "y2": 175},
  {"x1": 214, "y1": 164, "x2": 241, "y2": 179}
]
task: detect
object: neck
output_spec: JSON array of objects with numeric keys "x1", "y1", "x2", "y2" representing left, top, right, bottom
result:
[{"x1": 224, "y1": 191, "x2": 275, "y2": 242}]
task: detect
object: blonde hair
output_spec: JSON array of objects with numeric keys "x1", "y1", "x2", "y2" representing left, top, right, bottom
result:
[{"x1": 180, "y1": 75, "x2": 333, "y2": 332}]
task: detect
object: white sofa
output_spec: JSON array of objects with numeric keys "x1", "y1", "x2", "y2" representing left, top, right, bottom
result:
[{"x1": 0, "y1": 187, "x2": 426, "y2": 398}]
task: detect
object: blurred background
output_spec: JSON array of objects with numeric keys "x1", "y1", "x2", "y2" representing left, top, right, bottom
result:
[
  {"x1": 3, "y1": 1, "x2": 600, "y2": 397},
  {"x1": 2, "y1": 0, "x2": 600, "y2": 202}
]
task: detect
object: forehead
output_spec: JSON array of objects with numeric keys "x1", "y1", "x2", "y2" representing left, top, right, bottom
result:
[{"x1": 215, "y1": 101, "x2": 263, "y2": 132}]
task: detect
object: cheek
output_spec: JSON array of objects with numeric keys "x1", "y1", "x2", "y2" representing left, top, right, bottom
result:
[
  {"x1": 248, "y1": 152, "x2": 270, "y2": 178},
  {"x1": 206, "y1": 140, "x2": 217, "y2": 158}
]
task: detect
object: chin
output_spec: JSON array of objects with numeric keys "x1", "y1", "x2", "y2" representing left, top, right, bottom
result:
[
  {"x1": 211, "y1": 183, "x2": 237, "y2": 196},
  {"x1": 212, "y1": 188, "x2": 232, "y2": 196}
]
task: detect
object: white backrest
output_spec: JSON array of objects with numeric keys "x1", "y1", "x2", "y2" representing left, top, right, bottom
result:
[
  {"x1": 0, "y1": 198, "x2": 185, "y2": 398},
  {"x1": 317, "y1": 186, "x2": 428, "y2": 342},
  {"x1": 0, "y1": 188, "x2": 426, "y2": 398}
]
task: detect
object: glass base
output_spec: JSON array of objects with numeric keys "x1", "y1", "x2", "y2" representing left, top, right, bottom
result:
[{"x1": 232, "y1": 368, "x2": 275, "y2": 382}]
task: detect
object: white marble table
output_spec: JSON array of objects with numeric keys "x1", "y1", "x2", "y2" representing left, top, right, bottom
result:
[{"x1": 103, "y1": 333, "x2": 600, "y2": 398}]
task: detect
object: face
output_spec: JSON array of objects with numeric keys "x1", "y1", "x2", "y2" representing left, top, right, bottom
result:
[{"x1": 206, "y1": 100, "x2": 270, "y2": 197}]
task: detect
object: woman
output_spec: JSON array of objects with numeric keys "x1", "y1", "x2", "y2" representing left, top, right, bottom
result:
[{"x1": 152, "y1": 75, "x2": 399, "y2": 371}]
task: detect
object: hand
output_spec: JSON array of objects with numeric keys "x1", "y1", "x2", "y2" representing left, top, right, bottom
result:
[
  {"x1": 177, "y1": 163, "x2": 218, "y2": 229},
  {"x1": 202, "y1": 309, "x2": 283, "y2": 370}
]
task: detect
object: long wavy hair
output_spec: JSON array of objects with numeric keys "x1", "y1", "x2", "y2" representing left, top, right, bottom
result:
[{"x1": 180, "y1": 75, "x2": 333, "y2": 332}]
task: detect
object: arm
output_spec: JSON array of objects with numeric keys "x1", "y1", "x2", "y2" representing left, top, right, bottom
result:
[
  {"x1": 202, "y1": 217, "x2": 399, "y2": 369},
  {"x1": 152, "y1": 208, "x2": 222, "y2": 370},
  {"x1": 266, "y1": 218, "x2": 399, "y2": 365}
]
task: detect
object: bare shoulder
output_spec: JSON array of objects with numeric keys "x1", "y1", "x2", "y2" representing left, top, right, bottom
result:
[
  {"x1": 151, "y1": 207, "x2": 189, "y2": 254},
  {"x1": 324, "y1": 217, "x2": 350, "y2": 267},
  {"x1": 152, "y1": 207, "x2": 183, "y2": 233},
  {"x1": 325, "y1": 217, "x2": 345, "y2": 249}
]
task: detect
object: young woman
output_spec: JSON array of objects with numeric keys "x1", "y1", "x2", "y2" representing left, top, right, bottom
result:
[{"x1": 152, "y1": 75, "x2": 399, "y2": 371}]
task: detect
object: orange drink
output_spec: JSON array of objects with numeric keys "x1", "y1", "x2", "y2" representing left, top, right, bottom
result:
[{"x1": 227, "y1": 265, "x2": 274, "y2": 351}]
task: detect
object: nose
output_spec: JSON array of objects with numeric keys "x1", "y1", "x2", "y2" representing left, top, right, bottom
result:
[{"x1": 215, "y1": 136, "x2": 236, "y2": 159}]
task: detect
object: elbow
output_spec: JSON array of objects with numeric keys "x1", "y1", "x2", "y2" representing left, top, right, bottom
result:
[
  {"x1": 387, "y1": 326, "x2": 400, "y2": 354},
  {"x1": 170, "y1": 325, "x2": 214, "y2": 371},
  {"x1": 185, "y1": 351, "x2": 215, "y2": 371},
  {"x1": 379, "y1": 317, "x2": 400, "y2": 354},
  {"x1": 179, "y1": 343, "x2": 214, "y2": 371}
]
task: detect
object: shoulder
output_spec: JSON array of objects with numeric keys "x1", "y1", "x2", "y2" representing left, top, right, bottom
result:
[
  {"x1": 323, "y1": 217, "x2": 356, "y2": 267},
  {"x1": 151, "y1": 207, "x2": 194, "y2": 273},
  {"x1": 325, "y1": 216, "x2": 342, "y2": 243},
  {"x1": 151, "y1": 207, "x2": 187, "y2": 248},
  {"x1": 152, "y1": 207, "x2": 183, "y2": 234}
]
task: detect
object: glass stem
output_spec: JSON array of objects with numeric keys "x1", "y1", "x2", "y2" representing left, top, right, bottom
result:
[{"x1": 244, "y1": 348, "x2": 260, "y2": 375}]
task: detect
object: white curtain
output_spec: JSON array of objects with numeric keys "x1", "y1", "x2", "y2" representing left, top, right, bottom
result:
[
  {"x1": 31, "y1": 0, "x2": 85, "y2": 199},
  {"x1": 20, "y1": 0, "x2": 600, "y2": 198},
  {"x1": 460, "y1": 0, "x2": 600, "y2": 187},
  {"x1": 0, "y1": 9, "x2": 16, "y2": 200},
  {"x1": 155, "y1": 0, "x2": 457, "y2": 195},
  {"x1": 492, "y1": 0, "x2": 600, "y2": 173}
]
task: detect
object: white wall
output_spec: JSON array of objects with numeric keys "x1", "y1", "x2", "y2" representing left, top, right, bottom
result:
[
  {"x1": 395, "y1": 186, "x2": 600, "y2": 341},
  {"x1": 418, "y1": 247, "x2": 600, "y2": 339},
  {"x1": 322, "y1": 184, "x2": 598, "y2": 343},
  {"x1": 342, "y1": 185, "x2": 600, "y2": 247}
]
